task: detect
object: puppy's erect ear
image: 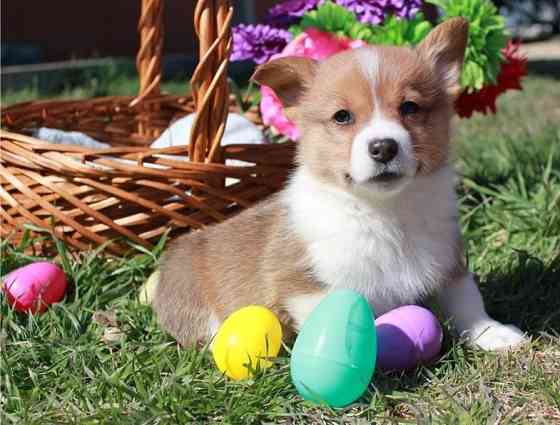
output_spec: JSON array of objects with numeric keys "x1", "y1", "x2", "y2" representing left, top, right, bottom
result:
[
  {"x1": 251, "y1": 56, "x2": 317, "y2": 107},
  {"x1": 417, "y1": 17, "x2": 469, "y2": 97}
]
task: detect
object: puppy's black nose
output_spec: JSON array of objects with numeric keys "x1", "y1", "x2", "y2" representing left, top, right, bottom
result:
[{"x1": 368, "y1": 138, "x2": 398, "y2": 163}]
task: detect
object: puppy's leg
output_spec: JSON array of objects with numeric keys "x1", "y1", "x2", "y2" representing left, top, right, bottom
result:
[
  {"x1": 438, "y1": 272, "x2": 526, "y2": 351},
  {"x1": 151, "y1": 237, "x2": 220, "y2": 347},
  {"x1": 285, "y1": 291, "x2": 327, "y2": 330}
]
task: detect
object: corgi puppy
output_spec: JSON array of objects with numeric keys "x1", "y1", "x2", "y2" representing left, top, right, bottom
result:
[{"x1": 150, "y1": 18, "x2": 525, "y2": 351}]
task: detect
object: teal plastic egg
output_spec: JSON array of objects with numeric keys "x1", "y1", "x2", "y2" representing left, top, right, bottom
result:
[{"x1": 290, "y1": 289, "x2": 377, "y2": 408}]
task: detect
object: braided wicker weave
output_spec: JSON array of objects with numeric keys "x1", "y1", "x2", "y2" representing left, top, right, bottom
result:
[{"x1": 0, "y1": 0, "x2": 296, "y2": 255}]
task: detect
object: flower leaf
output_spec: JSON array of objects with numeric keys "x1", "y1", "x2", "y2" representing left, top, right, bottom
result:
[
  {"x1": 367, "y1": 13, "x2": 432, "y2": 47},
  {"x1": 426, "y1": 0, "x2": 508, "y2": 90},
  {"x1": 298, "y1": 1, "x2": 357, "y2": 35}
]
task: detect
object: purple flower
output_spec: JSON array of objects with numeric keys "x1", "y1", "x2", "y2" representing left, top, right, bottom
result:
[
  {"x1": 264, "y1": 0, "x2": 324, "y2": 27},
  {"x1": 388, "y1": 0, "x2": 423, "y2": 19},
  {"x1": 230, "y1": 24, "x2": 293, "y2": 64},
  {"x1": 334, "y1": 0, "x2": 422, "y2": 25}
]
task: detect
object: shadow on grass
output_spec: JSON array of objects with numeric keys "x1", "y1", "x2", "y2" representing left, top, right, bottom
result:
[{"x1": 481, "y1": 250, "x2": 560, "y2": 337}]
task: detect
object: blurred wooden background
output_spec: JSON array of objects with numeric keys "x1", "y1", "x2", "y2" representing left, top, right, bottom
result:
[{"x1": 1, "y1": 0, "x2": 276, "y2": 64}]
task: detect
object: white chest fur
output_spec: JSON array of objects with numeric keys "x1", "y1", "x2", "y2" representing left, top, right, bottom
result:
[{"x1": 283, "y1": 167, "x2": 462, "y2": 315}]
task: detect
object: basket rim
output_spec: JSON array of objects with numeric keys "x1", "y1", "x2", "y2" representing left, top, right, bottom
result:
[
  {"x1": 1, "y1": 129, "x2": 295, "y2": 174},
  {"x1": 0, "y1": 91, "x2": 284, "y2": 161}
]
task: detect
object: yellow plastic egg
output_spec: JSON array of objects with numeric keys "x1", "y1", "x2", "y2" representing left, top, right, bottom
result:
[{"x1": 211, "y1": 305, "x2": 282, "y2": 380}]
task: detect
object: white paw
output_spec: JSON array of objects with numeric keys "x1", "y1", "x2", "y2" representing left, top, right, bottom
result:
[{"x1": 467, "y1": 321, "x2": 527, "y2": 351}]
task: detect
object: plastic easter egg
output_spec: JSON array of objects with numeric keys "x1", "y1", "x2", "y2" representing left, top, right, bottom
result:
[
  {"x1": 375, "y1": 305, "x2": 443, "y2": 371},
  {"x1": 212, "y1": 305, "x2": 282, "y2": 380},
  {"x1": 290, "y1": 289, "x2": 377, "y2": 408},
  {"x1": 2, "y1": 262, "x2": 67, "y2": 314},
  {"x1": 139, "y1": 269, "x2": 159, "y2": 305}
]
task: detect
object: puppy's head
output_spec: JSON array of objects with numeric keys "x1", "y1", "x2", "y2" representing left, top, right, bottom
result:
[{"x1": 252, "y1": 18, "x2": 468, "y2": 198}]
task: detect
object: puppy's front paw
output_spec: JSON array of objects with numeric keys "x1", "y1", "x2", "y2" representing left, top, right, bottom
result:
[{"x1": 468, "y1": 321, "x2": 527, "y2": 351}]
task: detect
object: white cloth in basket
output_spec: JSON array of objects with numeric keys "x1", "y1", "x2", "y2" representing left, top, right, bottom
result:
[{"x1": 32, "y1": 113, "x2": 266, "y2": 187}]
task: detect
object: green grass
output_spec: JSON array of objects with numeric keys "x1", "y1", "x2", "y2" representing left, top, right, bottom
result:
[
  {"x1": 2, "y1": 77, "x2": 190, "y2": 106},
  {"x1": 2, "y1": 76, "x2": 560, "y2": 424},
  {"x1": 1, "y1": 63, "x2": 190, "y2": 107}
]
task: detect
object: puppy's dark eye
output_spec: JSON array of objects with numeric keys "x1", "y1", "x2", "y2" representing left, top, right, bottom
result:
[
  {"x1": 400, "y1": 101, "x2": 420, "y2": 116},
  {"x1": 332, "y1": 109, "x2": 353, "y2": 124}
]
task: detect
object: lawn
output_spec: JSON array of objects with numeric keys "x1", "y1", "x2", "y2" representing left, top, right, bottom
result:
[
  {"x1": 1, "y1": 63, "x2": 190, "y2": 107},
  {"x1": 1, "y1": 75, "x2": 560, "y2": 424}
]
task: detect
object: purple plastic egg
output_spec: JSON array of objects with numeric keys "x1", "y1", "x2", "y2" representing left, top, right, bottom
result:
[{"x1": 375, "y1": 305, "x2": 443, "y2": 371}]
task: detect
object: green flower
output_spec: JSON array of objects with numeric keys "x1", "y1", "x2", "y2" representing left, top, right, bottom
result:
[
  {"x1": 290, "y1": 0, "x2": 507, "y2": 92},
  {"x1": 290, "y1": 1, "x2": 431, "y2": 46},
  {"x1": 366, "y1": 13, "x2": 432, "y2": 46},
  {"x1": 427, "y1": 0, "x2": 508, "y2": 90}
]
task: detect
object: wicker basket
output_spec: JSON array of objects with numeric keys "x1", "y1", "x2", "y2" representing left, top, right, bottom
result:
[{"x1": 0, "y1": 0, "x2": 296, "y2": 255}]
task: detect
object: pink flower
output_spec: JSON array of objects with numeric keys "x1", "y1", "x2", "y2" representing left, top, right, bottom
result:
[
  {"x1": 260, "y1": 28, "x2": 366, "y2": 140},
  {"x1": 276, "y1": 27, "x2": 366, "y2": 59},
  {"x1": 260, "y1": 85, "x2": 302, "y2": 141}
]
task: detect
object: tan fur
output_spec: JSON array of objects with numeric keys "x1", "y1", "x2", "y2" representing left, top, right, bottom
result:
[
  {"x1": 373, "y1": 45, "x2": 454, "y2": 174},
  {"x1": 251, "y1": 56, "x2": 318, "y2": 112},
  {"x1": 296, "y1": 53, "x2": 375, "y2": 186},
  {"x1": 417, "y1": 16, "x2": 469, "y2": 97},
  {"x1": 153, "y1": 195, "x2": 323, "y2": 345},
  {"x1": 152, "y1": 18, "x2": 472, "y2": 347}
]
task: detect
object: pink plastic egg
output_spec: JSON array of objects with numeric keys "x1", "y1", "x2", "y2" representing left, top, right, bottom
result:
[
  {"x1": 2, "y1": 262, "x2": 67, "y2": 314},
  {"x1": 375, "y1": 305, "x2": 443, "y2": 371}
]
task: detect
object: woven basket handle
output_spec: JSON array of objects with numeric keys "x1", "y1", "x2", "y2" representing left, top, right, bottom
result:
[
  {"x1": 189, "y1": 0, "x2": 233, "y2": 164},
  {"x1": 133, "y1": 0, "x2": 232, "y2": 163},
  {"x1": 134, "y1": 0, "x2": 164, "y2": 106}
]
